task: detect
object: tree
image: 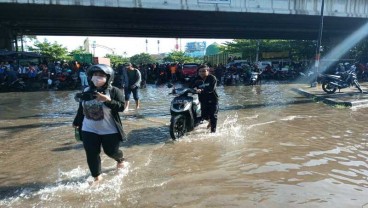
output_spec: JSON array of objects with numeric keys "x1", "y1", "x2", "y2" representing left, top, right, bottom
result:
[
  {"x1": 105, "y1": 54, "x2": 129, "y2": 67},
  {"x1": 222, "y1": 39, "x2": 317, "y2": 61},
  {"x1": 222, "y1": 39, "x2": 258, "y2": 61},
  {"x1": 28, "y1": 39, "x2": 69, "y2": 61},
  {"x1": 163, "y1": 51, "x2": 199, "y2": 63},
  {"x1": 347, "y1": 38, "x2": 368, "y2": 62},
  {"x1": 69, "y1": 46, "x2": 88, "y2": 56},
  {"x1": 18, "y1": 35, "x2": 37, "y2": 51},
  {"x1": 129, "y1": 53, "x2": 156, "y2": 65}
]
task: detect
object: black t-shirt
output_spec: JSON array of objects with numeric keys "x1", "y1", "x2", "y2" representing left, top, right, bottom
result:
[{"x1": 192, "y1": 74, "x2": 218, "y2": 104}]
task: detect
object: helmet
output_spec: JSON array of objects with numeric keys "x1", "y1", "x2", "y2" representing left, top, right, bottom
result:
[{"x1": 87, "y1": 64, "x2": 114, "y2": 88}]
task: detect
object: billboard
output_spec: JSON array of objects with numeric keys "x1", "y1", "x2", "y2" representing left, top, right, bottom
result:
[{"x1": 185, "y1": 41, "x2": 206, "y2": 53}]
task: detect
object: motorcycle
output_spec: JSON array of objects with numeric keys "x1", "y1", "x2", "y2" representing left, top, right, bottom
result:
[
  {"x1": 224, "y1": 72, "x2": 238, "y2": 86},
  {"x1": 249, "y1": 72, "x2": 261, "y2": 85},
  {"x1": 168, "y1": 84, "x2": 201, "y2": 140},
  {"x1": 320, "y1": 67, "x2": 363, "y2": 94},
  {"x1": 0, "y1": 78, "x2": 27, "y2": 92}
]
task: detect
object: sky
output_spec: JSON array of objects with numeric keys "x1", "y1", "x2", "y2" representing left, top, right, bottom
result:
[{"x1": 34, "y1": 36, "x2": 233, "y2": 57}]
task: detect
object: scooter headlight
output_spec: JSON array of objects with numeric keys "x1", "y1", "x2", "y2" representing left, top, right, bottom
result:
[{"x1": 173, "y1": 103, "x2": 185, "y2": 110}]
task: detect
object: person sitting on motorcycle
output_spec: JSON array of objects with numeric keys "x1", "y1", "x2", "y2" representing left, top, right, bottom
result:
[
  {"x1": 191, "y1": 65, "x2": 219, "y2": 133},
  {"x1": 264, "y1": 64, "x2": 275, "y2": 74}
]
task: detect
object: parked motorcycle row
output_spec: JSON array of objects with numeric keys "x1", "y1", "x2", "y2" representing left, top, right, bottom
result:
[
  {"x1": 222, "y1": 71, "x2": 262, "y2": 86},
  {"x1": 0, "y1": 71, "x2": 80, "y2": 92}
]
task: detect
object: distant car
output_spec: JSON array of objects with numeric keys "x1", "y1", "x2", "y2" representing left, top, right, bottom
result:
[
  {"x1": 226, "y1": 60, "x2": 249, "y2": 70},
  {"x1": 180, "y1": 63, "x2": 199, "y2": 81},
  {"x1": 257, "y1": 61, "x2": 272, "y2": 72}
]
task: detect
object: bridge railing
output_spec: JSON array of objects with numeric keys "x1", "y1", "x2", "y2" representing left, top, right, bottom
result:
[{"x1": 2, "y1": 0, "x2": 367, "y2": 18}]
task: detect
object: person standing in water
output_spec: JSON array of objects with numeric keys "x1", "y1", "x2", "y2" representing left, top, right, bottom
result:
[
  {"x1": 121, "y1": 63, "x2": 141, "y2": 110},
  {"x1": 73, "y1": 64, "x2": 126, "y2": 184},
  {"x1": 192, "y1": 65, "x2": 219, "y2": 133}
]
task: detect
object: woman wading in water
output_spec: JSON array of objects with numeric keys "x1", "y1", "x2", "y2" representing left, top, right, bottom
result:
[{"x1": 73, "y1": 64, "x2": 126, "y2": 185}]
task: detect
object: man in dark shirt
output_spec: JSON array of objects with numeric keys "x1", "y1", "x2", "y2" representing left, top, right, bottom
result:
[
  {"x1": 121, "y1": 63, "x2": 142, "y2": 110},
  {"x1": 192, "y1": 65, "x2": 219, "y2": 133}
]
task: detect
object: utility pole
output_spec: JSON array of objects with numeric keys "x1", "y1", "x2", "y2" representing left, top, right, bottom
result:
[
  {"x1": 20, "y1": 35, "x2": 24, "y2": 52},
  {"x1": 175, "y1": 38, "x2": 179, "y2": 51},
  {"x1": 145, "y1": 39, "x2": 148, "y2": 53},
  {"x1": 157, "y1": 40, "x2": 160, "y2": 54},
  {"x1": 92, "y1": 41, "x2": 96, "y2": 57},
  {"x1": 255, "y1": 40, "x2": 260, "y2": 63},
  {"x1": 312, "y1": 0, "x2": 325, "y2": 87},
  {"x1": 180, "y1": 38, "x2": 182, "y2": 51}
]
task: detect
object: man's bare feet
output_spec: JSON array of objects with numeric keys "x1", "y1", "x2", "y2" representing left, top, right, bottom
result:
[
  {"x1": 117, "y1": 159, "x2": 125, "y2": 169},
  {"x1": 89, "y1": 175, "x2": 103, "y2": 186}
]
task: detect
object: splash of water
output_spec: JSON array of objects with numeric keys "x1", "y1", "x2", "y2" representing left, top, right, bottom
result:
[
  {"x1": 0, "y1": 162, "x2": 131, "y2": 207},
  {"x1": 221, "y1": 113, "x2": 242, "y2": 138}
]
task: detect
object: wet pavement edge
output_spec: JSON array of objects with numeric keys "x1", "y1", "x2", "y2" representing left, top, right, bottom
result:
[{"x1": 292, "y1": 82, "x2": 368, "y2": 108}]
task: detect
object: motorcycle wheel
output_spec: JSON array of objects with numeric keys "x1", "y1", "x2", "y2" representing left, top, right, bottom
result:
[
  {"x1": 353, "y1": 80, "x2": 363, "y2": 93},
  {"x1": 170, "y1": 115, "x2": 187, "y2": 140},
  {"x1": 322, "y1": 81, "x2": 337, "y2": 94}
]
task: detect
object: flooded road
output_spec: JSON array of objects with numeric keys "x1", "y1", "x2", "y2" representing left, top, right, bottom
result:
[{"x1": 1, "y1": 82, "x2": 368, "y2": 208}]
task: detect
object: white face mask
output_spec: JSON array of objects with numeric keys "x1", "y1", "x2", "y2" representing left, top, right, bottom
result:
[{"x1": 91, "y1": 75, "x2": 107, "y2": 87}]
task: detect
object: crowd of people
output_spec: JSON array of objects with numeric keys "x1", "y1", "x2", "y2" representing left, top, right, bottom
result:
[
  {"x1": 0, "y1": 61, "x2": 197, "y2": 92},
  {"x1": 0, "y1": 60, "x2": 91, "y2": 91},
  {"x1": 3, "y1": 59, "x2": 368, "y2": 92}
]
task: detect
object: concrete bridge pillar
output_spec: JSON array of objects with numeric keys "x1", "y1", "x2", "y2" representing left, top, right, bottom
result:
[{"x1": 0, "y1": 27, "x2": 15, "y2": 51}]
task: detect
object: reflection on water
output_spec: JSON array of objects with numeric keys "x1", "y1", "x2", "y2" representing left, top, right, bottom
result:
[{"x1": 1, "y1": 83, "x2": 368, "y2": 207}]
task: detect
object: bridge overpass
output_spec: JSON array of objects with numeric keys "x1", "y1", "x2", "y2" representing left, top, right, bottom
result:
[{"x1": 0, "y1": 0, "x2": 367, "y2": 50}]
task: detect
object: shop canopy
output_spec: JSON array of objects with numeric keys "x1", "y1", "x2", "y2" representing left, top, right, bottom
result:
[{"x1": 0, "y1": 50, "x2": 43, "y2": 62}]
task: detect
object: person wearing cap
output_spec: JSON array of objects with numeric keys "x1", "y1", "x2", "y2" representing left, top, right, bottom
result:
[
  {"x1": 121, "y1": 63, "x2": 142, "y2": 110},
  {"x1": 192, "y1": 64, "x2": 219, "y2": 133},
  {"x1": 73, "y1": 64, "x2": 126, "y2": 185}
]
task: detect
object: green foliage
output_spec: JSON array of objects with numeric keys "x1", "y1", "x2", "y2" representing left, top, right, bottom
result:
[
  {"x1": 129, "y1": 53, "x2": 156, "y2": 65},
  {"x1": 69, "y1": 46, "x2": 88, "y2": 56},
  {"x1": 105, "y1": 54, "x2": 129, "y2": 67},
  {"x1": 222, "y1": 39, "x2": 258, "y2": 60},
  {"x1": 163, "y1": 51, "x2": 201, "y2": 63},
  {"x1": 222, "y1": 38, "x2": 368, "y2": 62},
  {"x1": 348, "y1": 38, "x2": 368, "y2": 61},
  {"x1": 222, "y1": 39, "x2": 317, "y2": 61},
  {"x1": 28, "y1": 39, "x2": 69, "y2": 61}
]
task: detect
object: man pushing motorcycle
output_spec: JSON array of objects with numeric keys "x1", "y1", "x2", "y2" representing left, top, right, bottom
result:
[{"x1": 192, "y1": 65, "x2": 219, "y2": 133}]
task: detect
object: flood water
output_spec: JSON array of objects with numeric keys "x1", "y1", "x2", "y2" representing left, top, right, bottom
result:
[{"x1": 1, "y1": 82, "x2": 368, "y2": 208}]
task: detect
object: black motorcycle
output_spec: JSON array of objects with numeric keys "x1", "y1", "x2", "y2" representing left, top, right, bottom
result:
[
  {"x1": 224, "y1": 72, "x2": 238, "y2": 86},
  {"x1": 168, "y1": 84, "x2": 201, "y2": 140},
  {"x1": 320, "y1": 67, "x2": 363, "y2": 94}
]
